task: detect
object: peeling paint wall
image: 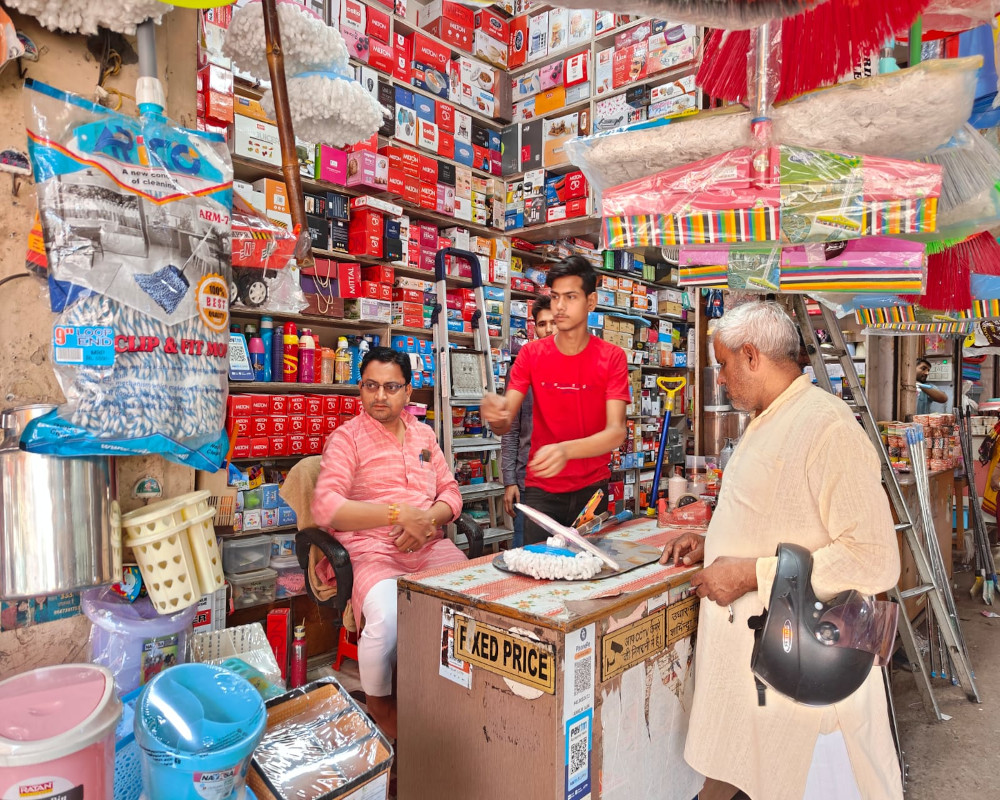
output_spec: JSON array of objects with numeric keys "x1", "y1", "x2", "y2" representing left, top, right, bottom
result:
[{"x1": 0, "y1": 8, "x2": 199, "y2": 677}]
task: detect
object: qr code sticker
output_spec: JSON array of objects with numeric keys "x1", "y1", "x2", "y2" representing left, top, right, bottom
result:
[
  {"x1": 574, "y1": 655, "x2": 592, "y2": 696},
  {"x1": 569, "y1": 718, "x2": 589, "y2": 783}
]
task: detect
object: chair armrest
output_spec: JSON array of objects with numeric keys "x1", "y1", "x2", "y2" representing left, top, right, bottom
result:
[
  {"x1": 295, "y1": 527, "x2": 353, "y2": 613},
  {"x1": 456, "y1": 512, "x2": 484, "y2": 559}
]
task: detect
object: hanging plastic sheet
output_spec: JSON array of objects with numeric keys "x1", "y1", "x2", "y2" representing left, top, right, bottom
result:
[
  {"x1": 600, "y1": 145, "x2": 942, "y2": 250},
  {"x1": 20, "y1": 80, "x2": 232, "y2": 470}
]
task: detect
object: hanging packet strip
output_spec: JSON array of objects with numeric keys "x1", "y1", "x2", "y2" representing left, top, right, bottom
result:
[{"x1": 21, "y1": 80, "x2": 232, "y2": 471}]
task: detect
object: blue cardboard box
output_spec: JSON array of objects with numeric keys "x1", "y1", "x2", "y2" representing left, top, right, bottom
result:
[
  {"x1": 261, "y1": 483, "x2": 280, "y2": 509},
  {"x1": 277, "y1": 506, "x2": 297, "y2": 527}
]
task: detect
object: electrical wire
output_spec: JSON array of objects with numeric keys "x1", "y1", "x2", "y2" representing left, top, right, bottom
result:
[{"x1": 0, "y1": 272, "x2": 32, "y2": 289}]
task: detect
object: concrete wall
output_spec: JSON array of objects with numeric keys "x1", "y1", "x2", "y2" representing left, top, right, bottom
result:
[{"x1": 0, "y1": 8, "x2": 199, "y2": 678}]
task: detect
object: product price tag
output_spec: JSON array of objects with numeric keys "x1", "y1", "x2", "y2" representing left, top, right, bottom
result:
[{"x1": 52, "y1": 324, "x2": 115, "y2": 367}]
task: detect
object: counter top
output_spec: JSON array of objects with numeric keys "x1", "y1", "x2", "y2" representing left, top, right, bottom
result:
[
  {"x1": 399, "y1": 517, "x2": 700, "y2": 632},
  {"x1": 895, "y1": 468, "x2": 956, "y2": 486}
]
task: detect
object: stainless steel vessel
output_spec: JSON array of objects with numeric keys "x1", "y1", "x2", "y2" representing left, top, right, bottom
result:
[{"x1": 1, "y1": 404, "x2": 120, "y2": 598}]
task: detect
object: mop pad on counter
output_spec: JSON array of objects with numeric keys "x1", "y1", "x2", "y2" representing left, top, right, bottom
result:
[{"x1": 565, "y1": 58, "x2": 979, "y2": 200}]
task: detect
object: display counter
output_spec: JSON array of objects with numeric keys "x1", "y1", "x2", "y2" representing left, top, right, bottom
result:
[
  {"x1": 397, "y1": 518, "x2": 703, "y2": 800},
  {"x1": 895, "y1": 468, "x2": 955, "y2": 619}
]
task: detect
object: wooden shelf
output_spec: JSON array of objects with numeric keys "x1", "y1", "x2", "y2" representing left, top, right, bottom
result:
[
  {"x1": 512, "y1": 215, "x2": 600, "y2": 243},
  {"x1": 230, "y1": 308, "x2": 386, "y2": 330},
  {"x1": 510, "y1": 42, "x2": 592, "y2": 78}
]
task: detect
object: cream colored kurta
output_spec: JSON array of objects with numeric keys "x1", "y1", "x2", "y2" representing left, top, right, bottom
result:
[{"x1": 686, "y1": 374, "x2": 903, "y2": 800}]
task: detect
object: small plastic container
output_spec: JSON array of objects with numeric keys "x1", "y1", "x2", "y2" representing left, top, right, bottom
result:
[
  {"x1": 270, "y1": 555, "x2": 305, "y2": 599},
  {"x1": 271, "y1": 532, "x2": 296, "y2": 558},
  {"x1": 229, "y1": 568, "x2": 277, "y2": 610},
  {"x1": 223, "y1": 535, "x2": 272, "y2": 574}
]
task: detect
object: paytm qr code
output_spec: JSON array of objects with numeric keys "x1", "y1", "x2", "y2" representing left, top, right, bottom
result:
[{"x1": 569, "y1": 718, "x2": 589, "y2": 780}]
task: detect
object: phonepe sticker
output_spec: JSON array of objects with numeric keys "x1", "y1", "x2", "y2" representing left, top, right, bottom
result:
[{"x1": 53, "y1": 325, "x2": 115, "y2": 367}]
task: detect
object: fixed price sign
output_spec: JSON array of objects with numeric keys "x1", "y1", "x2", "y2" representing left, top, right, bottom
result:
[{"x1": 453, "y1": 615, "x2": 556, "y2": 694}]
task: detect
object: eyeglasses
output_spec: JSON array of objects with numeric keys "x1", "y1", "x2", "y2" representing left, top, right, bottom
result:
[{"x1": 360, "y1": 380, "x2": 407, "y2": 394}]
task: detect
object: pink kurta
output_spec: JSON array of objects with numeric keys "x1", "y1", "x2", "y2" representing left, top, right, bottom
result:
[{"x1": 311, "y1": 410, "x2": 466, "y2": 611}]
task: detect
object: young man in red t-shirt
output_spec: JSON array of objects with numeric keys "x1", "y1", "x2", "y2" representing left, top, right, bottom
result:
[{"x1": 482, "y1": 256, "x2": 630, "y2": 544}]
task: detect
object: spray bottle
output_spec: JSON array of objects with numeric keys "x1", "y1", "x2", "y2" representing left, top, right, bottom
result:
[
  {"x1": 283, "y1": 322, "x2": 299, "y2": 383},
  {"x1": 260, "y1": 316, "x2": 274, "y2": 381},
  {"x1": 298, "y1": 328, "x2": 316, "y2": 383},
  {"x1": 290, "y1": 622, "x2": 307, "y2": 689}
]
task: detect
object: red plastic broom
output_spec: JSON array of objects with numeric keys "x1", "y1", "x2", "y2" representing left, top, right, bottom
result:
[
  {"x1": 697, "y1": 0, "x2": 931, "y2": 103},
  {"x1": 902, "y1": 233, "x2": 1000, "y2": 310}
]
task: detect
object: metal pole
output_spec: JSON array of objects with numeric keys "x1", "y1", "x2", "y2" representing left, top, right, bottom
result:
[{"x1": 262, "y1": 0, "x2": 313, "y2": 269}]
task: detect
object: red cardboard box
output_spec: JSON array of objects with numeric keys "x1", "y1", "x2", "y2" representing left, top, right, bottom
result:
[
  {"x1": 250, "y1": 394, "x2": 270, "y2": 416},
  {"x1": 306, "y1": 416, "x2": 325, "y2": 435},
  {"x1": 361, "y1": 280, "x2": 381, "y2": 299},
  {"x1": 393, "y1": 287, "x2": 424, "y2": 303},
  {"x1": 565, "y1": 170, "x2": 587, "y2": 199},
  {"x1": 613, "y1": 42, "x2": 647, "y2": 89},
  {"x1": 426, "y1": 0, "x2": 474, "y2": 27},
  {"x1": 378, "y1": 282, "x2": 393, "y2": 301},
  {"x1": 341, "y1": 397, "x2": 359, "y2": 414},
  {"x1": 307, "y1": 259, "x2": 363, "y2": 298},
  {"x1": 233, "y1": 438, "x2": 251, "y2": 459},
  {"x1": 230, "y1": 416, "x2": 250, "y2": 437},
  {"x1": 393, "y1": 302, "x2": 424, "y2": 327},
  {"x1": 322, "y1": 395, "x2": 342, "y2": 416},
  {"x1": 419, "y1": 182, "x2": 438, "y2": 210},
  {"x1": 387, "y1": 168, "x2": 406, "y2": 196},
  {"x1": 402, "y1": 180, "x2": 421, "y2": 205},
  {"x1": 419, "y1": 156, "x2": 438, "y2": 184},
  {"x1": 341, "y1": 0, "x2": 366, "y2": 31},
  {"x1": 368, "y1": 37, "x2": 395, "y2": 73},
  {"x1": 427, "y1": 17, "x2": 472, "y2": 51},
  {"x1": 228, "y1": 395, "x2": 252, "y2": 418},
  {"x1": 288, "y1": 434, "x2": 307, "y2": 455},
  {"x1": 307, "y1": 435, "x2": 324, "y2": 454},
  {"x1": 339, "y1": 412, "x2": 354, "y2": 426},
  {"x1": 304, "y1": 396, "x2": 323, "y2": 416},
  {"x1": 393, "y1": 32, "x2": 412, "y2": 82},
  {"x1": 367, "y1": 5, "x2": 390, "y2": 42},
  {"x1": 420, "y1": 247, "x2": 437, "y2": 270},
  {"x1": 350, "y1": 132, "x2": 379, "y2": 154},
  {"x1": 268, "y1": 395, "x2": 288, "y2": 415},
  {"x1": 287, "y1": 395, "x2": 306, "y2": 415},
  {"x1": 267, "y1": 415, "x2": 288, "y2": 436},
  {"x1": 251, "y1": 416, "x2": 269, "y2": 437},
  {"x1": 438, "y1": 131, "x2": 455, "y2": 159},
  {"x1": 349, "y1": 208, "x2": 384, "y2": 237},
  {"x1": 349, "y1": 231, "x2": 383, "y2": 257},
  {"x1": 418, "y1": 223, "x2": 439, "y2": 248},
  {"x1": 436, "y1": 101, "x2": 455, "y2": 133},
  {"x1": 269, "y1": 435, "x2": 288, "y2": 456},
  {"x1": 508, "y1": 14, "x2": 528, "y2": 69},
  {"x1": 474, "y1": 8, "x2": 509, "y2": 43},
  {"x1": 408, "y1": 32, "x2": 450, "y2": 72},
  {"x1": 323, "y1": 417, "x2": 339, "y2": 434},
  {"x1": 250, "y1": 437, "x2": 270, "y2": 458},
  {"x1": 567, "y1": 196, "x2": 589, "y2": 217},
  {"x1": 362, "y1": 265, "x2": 395, "y2": 284},
  {"x1": 288, "y1": 415, "x2": 307, "y2": 434}
]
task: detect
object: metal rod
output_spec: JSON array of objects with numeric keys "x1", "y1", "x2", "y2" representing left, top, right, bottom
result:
[
  {"x1": 262, "y1": 0, "x2": 313, "y2": 269},
  {"x1": 137, "y1": 19, "x2": 157, "y2": 79}
]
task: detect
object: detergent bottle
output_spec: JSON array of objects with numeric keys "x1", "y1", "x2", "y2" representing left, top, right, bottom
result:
[
  {"x1": 260, "y1": 316, "x2": 274, "y2": 381},
  {"x1": 298, "y1": 328, "x2": 316, "y2": 383},
  {"x1": 334, "y1": 337, "x2": 352, "y2": 384},
  {"x1": 283, "y1": 322, "x2": 299, "y2": 382}
]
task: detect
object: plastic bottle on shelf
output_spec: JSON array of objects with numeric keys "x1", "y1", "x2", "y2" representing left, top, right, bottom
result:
[
  {"x1": 248, "y1": 329, "x2": 266, "y2": 381},
  {"x1": 283, "y1": 322, "x2": 299, "y2": 383},
  {"x1": 358, "y1": 335, "x2": 371, "y2": 373},
  {"x1": 334, "y1": 337, "x2": 352, "y2": 384},
  {"x1": 290, "y1": 623, "x2": 307, "y2": 689},
  {"x1": 668, "y1": 468, "x2": 687, "y2": 509},
  {"x1": 348, "y1": 337, "x2": 362, "y2": 385},
  {"x1": 270, "y1": 325, "x2": 284, "y2": 384},
  {"x1": 260, "y1": 316, "x2": 274, "y2": 381},
  {"x1": 320, "y1": 347, "x2": 336, "y2": 384},
  {"x1": 298, "y1": 328, "x2": 316, "y2": 383}
]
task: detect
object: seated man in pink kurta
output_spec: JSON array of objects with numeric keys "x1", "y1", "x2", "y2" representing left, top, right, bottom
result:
[{"x1": 312, "y1": 347, "x2": 466, "y2": 739}]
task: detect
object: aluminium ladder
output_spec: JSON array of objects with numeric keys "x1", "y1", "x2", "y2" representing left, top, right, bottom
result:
[
  {"x1": 430, "y1": 247, "x2": 510, "y2": 551},
  {"x1": 786, "y1": 295, "x2": 980, "y2": 722}
]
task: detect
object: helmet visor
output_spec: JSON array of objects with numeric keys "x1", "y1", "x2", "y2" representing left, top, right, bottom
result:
[{"x1": 814, "y1": 593, "x2": 899, "y2": 666}]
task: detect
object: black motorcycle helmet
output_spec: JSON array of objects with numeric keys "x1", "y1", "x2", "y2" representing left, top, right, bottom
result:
[{"x1": 748, "y1": 543, "x2": 899, "y2": 706}]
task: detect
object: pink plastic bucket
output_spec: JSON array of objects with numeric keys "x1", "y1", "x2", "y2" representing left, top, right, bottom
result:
[{"x1": 0, "y1": 664, "x2": 121, "y2": 800}]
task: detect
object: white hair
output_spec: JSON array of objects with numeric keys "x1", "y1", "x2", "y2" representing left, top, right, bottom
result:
[{"x1": 711, "y1": 300, "x2": 800, "y2": 363}]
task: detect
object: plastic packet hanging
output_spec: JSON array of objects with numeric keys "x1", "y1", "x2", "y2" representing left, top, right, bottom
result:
[
  {"x1": 600, "y1": 145, "x2": 943, "y2": 250},
  {"x1": 0, "y1": 8, "x2": 25, "y2": 74},
  {"x1": 20, "y1": 80, "x2": 232, "y2": 471}
]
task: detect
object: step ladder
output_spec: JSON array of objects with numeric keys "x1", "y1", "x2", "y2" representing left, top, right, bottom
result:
[
  {"x1": 786, "y1": 295, "x2": 980, "y2": 722},
  {"x1": 430, "y1": 248, "x2": 510, "y2": 551}
]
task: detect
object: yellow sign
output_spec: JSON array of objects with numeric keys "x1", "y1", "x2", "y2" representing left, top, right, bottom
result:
[
  {"x1": 601, "y1": 608, "x2": 666, "y2": 681},
  {"x1": 453, "y1": 615, "x2": 556, "y2": 694},
  {"x1": 666, "y1": 594, "x2": 700, "y2": 645}
]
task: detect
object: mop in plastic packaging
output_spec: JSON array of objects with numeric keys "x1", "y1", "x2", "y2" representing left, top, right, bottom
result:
[{"x1": 20, "y1": 25, "x2": 233, "y2": 470}]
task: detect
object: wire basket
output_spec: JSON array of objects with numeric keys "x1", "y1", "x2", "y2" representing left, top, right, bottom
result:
[{"x1": 188, "y1": 622, "x2": 283, "y2": 687}]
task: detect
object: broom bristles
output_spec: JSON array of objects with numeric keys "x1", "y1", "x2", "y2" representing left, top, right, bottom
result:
[
  {"x1": 698, "y1": 0, "x2": 932, "y2": 104},
  {"x1": 964, "y1": 232, "x2": 1000, "y2": 277},
  {"x1": 918, "y1": 124, "x2": 1000, "y2": 213},
  {"x1": 903, "y1": 244, "x2": 972, "y2": 311}
]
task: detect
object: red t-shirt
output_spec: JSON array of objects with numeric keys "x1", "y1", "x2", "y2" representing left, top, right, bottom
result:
[{"x1": 507, "y1": 334, "x2": 631, "y2": 493}]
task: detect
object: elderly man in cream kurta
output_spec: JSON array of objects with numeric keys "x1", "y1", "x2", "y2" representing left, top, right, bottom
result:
[{"x1": 663, "y1": 301, "x2": 902, "y2": 800}]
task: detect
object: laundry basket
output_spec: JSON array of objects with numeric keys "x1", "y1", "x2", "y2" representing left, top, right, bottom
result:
[{"x1": 188, "y1": 623, "x2": 283, "y2": 688}]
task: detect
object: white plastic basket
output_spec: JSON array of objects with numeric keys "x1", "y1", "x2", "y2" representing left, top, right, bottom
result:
[
  {"x1": 183, "y1": 507, "x2": 225, "y2": 593},
  {"x1": 188, "y1": 622, "x2": 282, "y2": 687},
  {"x1": 124, "y1": 521, "x2": 202, "y2": 614}
]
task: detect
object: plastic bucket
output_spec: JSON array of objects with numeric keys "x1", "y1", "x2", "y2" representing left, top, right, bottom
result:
[
  {"x1": 135, "y1": 664, "x2": 266, "y2": 800},
  {"x1": 82, "y1": 587, "x2": 196, "y2": 695},
  {"x1": 0, "y1": 664, "x2": 121, "y2": 800}
]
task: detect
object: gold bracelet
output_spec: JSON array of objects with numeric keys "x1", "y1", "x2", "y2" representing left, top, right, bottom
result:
[{"x1": 388, "y1": 503, "x2": 400, "y2": 525}]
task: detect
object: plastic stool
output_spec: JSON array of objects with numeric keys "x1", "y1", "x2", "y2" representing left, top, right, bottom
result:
[{"x1": 334, "y1": 626, "x2": 359, "y2": 671}]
